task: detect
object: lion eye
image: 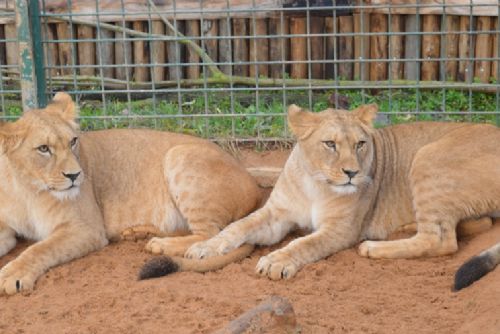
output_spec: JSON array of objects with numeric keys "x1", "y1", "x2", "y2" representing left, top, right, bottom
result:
[
  {"x1": 37, "y1": 145, "x2": 51, "y2": 154},
  {"x1": 357, "y1": 141, "x2": 366, "y2": 150},
  {"x1": 323, "y1": 141, "x2": 336, "y2": 150},
  {"x1": 70, "y1": 137, "x2": 78, "y2": 147}
]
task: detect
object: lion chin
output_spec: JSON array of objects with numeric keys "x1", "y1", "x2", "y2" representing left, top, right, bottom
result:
[
  {"x1": 330, "y1": 184, "x2": 357, "y2": 195},
  {"x1": 50, "y1": 187, "x2": 81, "y2": 201}
]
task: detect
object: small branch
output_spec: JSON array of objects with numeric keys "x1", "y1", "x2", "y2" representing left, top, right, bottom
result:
[{"x1": 213, "y1": 296, "x2": 298, "y2": 334}]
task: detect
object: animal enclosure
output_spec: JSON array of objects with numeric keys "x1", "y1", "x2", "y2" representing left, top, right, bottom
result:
[{"x1": 0, "y1": 0, "x2": 498, "y2": 141}]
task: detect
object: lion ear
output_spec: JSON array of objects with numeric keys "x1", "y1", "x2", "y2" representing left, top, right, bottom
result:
[
  {"x1": 47, "y1": 92, "x2": 79, "y2": 122},
  {"x1": 352, "y1": 104, "x2": 378, "y2": 127},
  {"x1": 287, "y1": 104, "x2": 321, "y2": 140}
]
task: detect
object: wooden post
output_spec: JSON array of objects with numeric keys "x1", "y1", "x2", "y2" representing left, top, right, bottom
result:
[
  {"x1": 309, "y1": 16, "x2": 325, "y2": 79},
  {"x1": 324, "y1": 17, "x2": 336, "y2": 79},
  {"x1": 202, "y1": 19, "x2": 218, "y2": 70},
  {"x1": 269, "y1": 17, "x2": 289, "y2": 78},
  {"x1": 290, "y1": 17, "x2": 307, "y2": 79},
  {"x1": 474, "y1": 16, "x2": 493, "y2": 83},
  {"x1": 77, "y1": 25, "x2": 95, "y2": 76},
  {"x1": 404, "y1": 15, "x2": 420, "y2": 80},
  {"x1": 233, "y1": 18, "x2": 248, "y2": 77},
  {"x1": 370, "y1": 13, "x2": 388, "y2": 81},
  {"x1": 133, "y1": 21, "x2": 149, "y2": 82},
  {"x1": 218, "y1": 18, "x2": 232, "y2": 75},
  {"x1": 421, "y1": 15, "x2": 440, "y2": 81},
  {"x1": 249, "y1": 18, "x2": 269, "y2": 78},
  {"x1": 458, "y1": 16, "x2": 474, "y2": 82},
  {"x1": 167, "y1": 20, "x2": 185, "y2": 80},
  {"x1": 4, "y1": 23, "x2": 17, "y2": 67},
  {"x1": 96, "y1": 26, "x2": 114, "y2": 78},
  {"x1": 56, "y1": 22, "x2": 73, "y2": 75},
  {"x1": 338, "y1": 15, "x2": 353, "y2": 80},
  {"x1": 492, "y1": 19, "x2": 499, "y2": 81},
  {"x1": 115, "y1": 22, "x2": 133, "y2": 81},
  {"x1": 443, "y1": 16, "x2": 460, "y2": 81},
  {"x1": 185, "y1": 20, "x2": 200, "y2": 79},
  {"x1": 354, "y1": 12, "x2": 370, "y2": 80},
  {"x1": 389, "y1": 14, "x2": 404, "y2": 80},
  {"x1": 43, "y1": 24, "x2": 59, "y2": 77},
  {"x1": 151, "y1": 21, "x2": 166, "y2": 82},
  {"x1": 0, "y1": 26, "x2": 6, "y2": 67}
]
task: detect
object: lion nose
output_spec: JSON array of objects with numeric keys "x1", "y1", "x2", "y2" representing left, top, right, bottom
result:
[
  {"x1": 62, "y1": 171, "x2": 81, "y2": 182},
  {"x1": 342, "y1": 169, "x2": 358, "y2": 179}
]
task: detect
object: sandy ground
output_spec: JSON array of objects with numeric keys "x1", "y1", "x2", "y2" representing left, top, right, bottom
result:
[{"x1": 0, "y1": 148, "x2": 499, "y2": 334}]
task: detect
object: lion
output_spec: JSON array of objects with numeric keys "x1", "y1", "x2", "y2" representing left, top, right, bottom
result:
[
  {"x1": 0, "y1": 92, "x2": 262, "y2": 294},
  {"x1": 140, "y1": 103, "x2": 500, "y2": 283}
]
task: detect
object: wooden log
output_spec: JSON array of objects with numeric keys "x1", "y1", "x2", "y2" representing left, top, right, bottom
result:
[
  {"x1": 443, "y1": 16, "x2": 460, "y2": 81},
  {"x1": 492, "y1": 19, "x2": 498, "y2": 81},
  {"x1": 370, "y1": 13, "x2": 388, "y2": 81},
  {"x1": 269, "y1": 17, "x2": 289, "y2": 78},
  {"x1": 290, "y1": 17, "x2": 307, "y2": 79},
  {"x1": 56, "y1": 22, "x2": 73, "y2": 75},
  {"x1": 421, "y1": 15, "x2": 440, "y2": 81},
  {"x1": 389, "y1": 14, "x2": 404, "y2": 80},
  {"x1": 114, "y1": 22, "x2": 133, "y2": 81},
  {"x1": 133, "y1": 21, "x2": 149, "y2": 82},
  {"x1": 324, "y1": 17, "x2": 336, "y2": 79},
  {"x1": 218, "y1": 18, "x2": 232, "y2": 75},
  {"x1": 249, "y1": 18, "x2": 269, "y2": 78},
  {"x1": 167, "y1": 20, "x2": 185, "y2": 80},
  {"x1": 404, "y1": 15, "x2": 420, "y2": 80},
  {"x1": 185, "y1": 20, "x2": 200, "y2": 79},
  {"x1": 233, "y1": 18, "x2": 249, "y2": 77},
  {"x1": 458, "y1": 16, "x2": 474, "y2": 82},
  {"x1": 474, "y1": 16, "x2": 493, "y2": 83},
  {"x1": 96, "y1": 26, "x2": 114, "y2": 78},
  {"x1": 353, "y1": 12, "x2": 370, "y2": 80},
  {"x1": 338, "y1": 16, "x2": 353, "y2": 80},
  {"x1": 309, "y1": 17, "x2": 325, "y2": 79},
  {"x1": 77, "y1": 25, "x2": 95, "y2": 76},
  {"x1": 151, "y1": 21, "x2": 166, "y2": 82},
  {"x1": 201, "y1": 19, "x2": 218, "y2": 70},
  {"x1": 43, "y1": 23, "x2": 59, "y2": 77}
]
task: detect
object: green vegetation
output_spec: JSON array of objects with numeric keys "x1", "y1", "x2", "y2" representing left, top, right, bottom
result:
[{"x1": 1, "y1": 88, "x2": 499, "y2": 140}]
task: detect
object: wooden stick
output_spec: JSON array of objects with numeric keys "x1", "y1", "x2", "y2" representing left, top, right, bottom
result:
[
  {"x1": 421, "y1": 15, "x2": 440, "y2": 81},
  {"x1": 338, "y1": 15, "x2": 353, "y2": 80},
  {"x1": 77, "y1": 25, "x2": 95, "y2": 76},
  {"x1": 354, "y1": 12, "x2": 370, "y2": 81},
  {"x1": 214, "y1": 296, "x2": 297, "y2": 334},
  {"x1": 56, "y1": 22, "x2": 73, "y2": 75},
  {"x1": 370, "y1": 13, "x2": 388, "y2": 81},
  {"x1": 114, "y1": 21, "x2": 133, "y2": 81},
  {"x1": 185, "y1": 19, "x2": 200, "y2": 79},
  {"x1": 218, "y1": 18, "x2": 232, "y2": 75},
  {"x1": 133, "y1": 21, "x2": 149, "y2": 82},
  {"x1": 249, "y1": 18, "x2": 269, "y2": 78},
  {"x1": 444, "y1": 16, "x2": 460, "y2": 81},
  {"x1": 233, "y1": 18, "x2": 249, "y2": 77},
  {"x1": 404, "y1": 15, "x2": 420, "y2": 80},
  {"x1": 269, "y1": 17, "x2": 289, "y2": 78},
  {"x1": 151, "y1": 20, "x2": 166, "y2": 82},
  {"x1": 474, "y1": 16, "x2": 493, "y2": 83},
  {"x1": 458, "y1": 16, "x2": 474, "y2": 82},
  {"x1": 290, "y1": 17, "x2": 307, "y2": 79},
  {"x1": 324, "y1": 16, "x2": 336, "y2": 79},
  {"x1": 389, "y1": 14, "x2": 404, "y2": 80}
]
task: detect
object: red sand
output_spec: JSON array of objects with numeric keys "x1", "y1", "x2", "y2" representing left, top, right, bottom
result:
[{"x1": 0, "y1": 149, "x2": 499, "y2": 334}]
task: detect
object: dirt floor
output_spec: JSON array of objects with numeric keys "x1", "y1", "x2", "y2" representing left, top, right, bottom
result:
[{"x1": 1, "y1": 148, "x2": 500, "y2": 334}]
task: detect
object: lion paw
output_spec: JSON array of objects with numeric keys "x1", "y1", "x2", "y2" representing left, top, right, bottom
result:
[
  {"x1": 185, "y1": 238, "x2": 233, "y2": 259},
  {"x1": 357, "y1": 241, "x2": 373, "y2": 258},
  {"x1": 255, "y1": 251, "x2": 299, "y2": 280},
  {"x1": 0, "y1": 266, "x2": 35, "y2": 295},
  {"x1": 145, "y1": 237, "x2": 184, "y2": 257}
]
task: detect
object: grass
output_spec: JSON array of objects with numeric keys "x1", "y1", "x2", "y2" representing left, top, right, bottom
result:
[{"x1": 1, "y1": 88, "x2": 499, "y2": 140}]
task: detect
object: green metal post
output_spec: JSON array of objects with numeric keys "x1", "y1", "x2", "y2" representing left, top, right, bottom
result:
[{"x1": 29, "y1": 0, "x2": 47, "y2": 108}]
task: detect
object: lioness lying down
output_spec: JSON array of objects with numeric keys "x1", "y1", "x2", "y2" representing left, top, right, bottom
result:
[
  {"x1": 0, "y1": 93, "x2": 262, "y2": 294},
  {"x1": 141, "y1": 103, "x2": 500, "y2": 282}
]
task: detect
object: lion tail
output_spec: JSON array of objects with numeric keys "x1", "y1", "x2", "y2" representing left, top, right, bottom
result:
[
  {"x1": 138, "y1": 244, "x2": 255, "y2": 280},
  {"x1": 454, "y1": 242, "x2": 500, "y2": 291}
]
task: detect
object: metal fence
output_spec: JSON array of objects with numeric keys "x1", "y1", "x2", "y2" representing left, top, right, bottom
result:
[{"x1": 0, "y1": 0, "x2": 499, "y2": 142}]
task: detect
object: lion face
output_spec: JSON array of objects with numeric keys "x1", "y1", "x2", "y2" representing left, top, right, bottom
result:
[
  {"x1": 288, "y1": 104, "x2": 378, "y2": 195},
  {"x1": 0, "y1": 93, "x2": 83, "y2": 201}
]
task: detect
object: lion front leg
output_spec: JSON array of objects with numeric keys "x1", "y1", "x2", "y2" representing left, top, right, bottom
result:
[
  {"x1": 0, "y1": 223, "x2": 107, "y2": 295},
  {"x1": 0, "y1": 223, "x2": 16, "y2": 258}
]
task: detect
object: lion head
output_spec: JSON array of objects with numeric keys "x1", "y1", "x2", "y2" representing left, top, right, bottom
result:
[
  {"x1": 0, "y1": 92, "x2": 83, "y2": 201},
  {"x1": 288, "y1": 103, "x2": 378, "y2": 195}
]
